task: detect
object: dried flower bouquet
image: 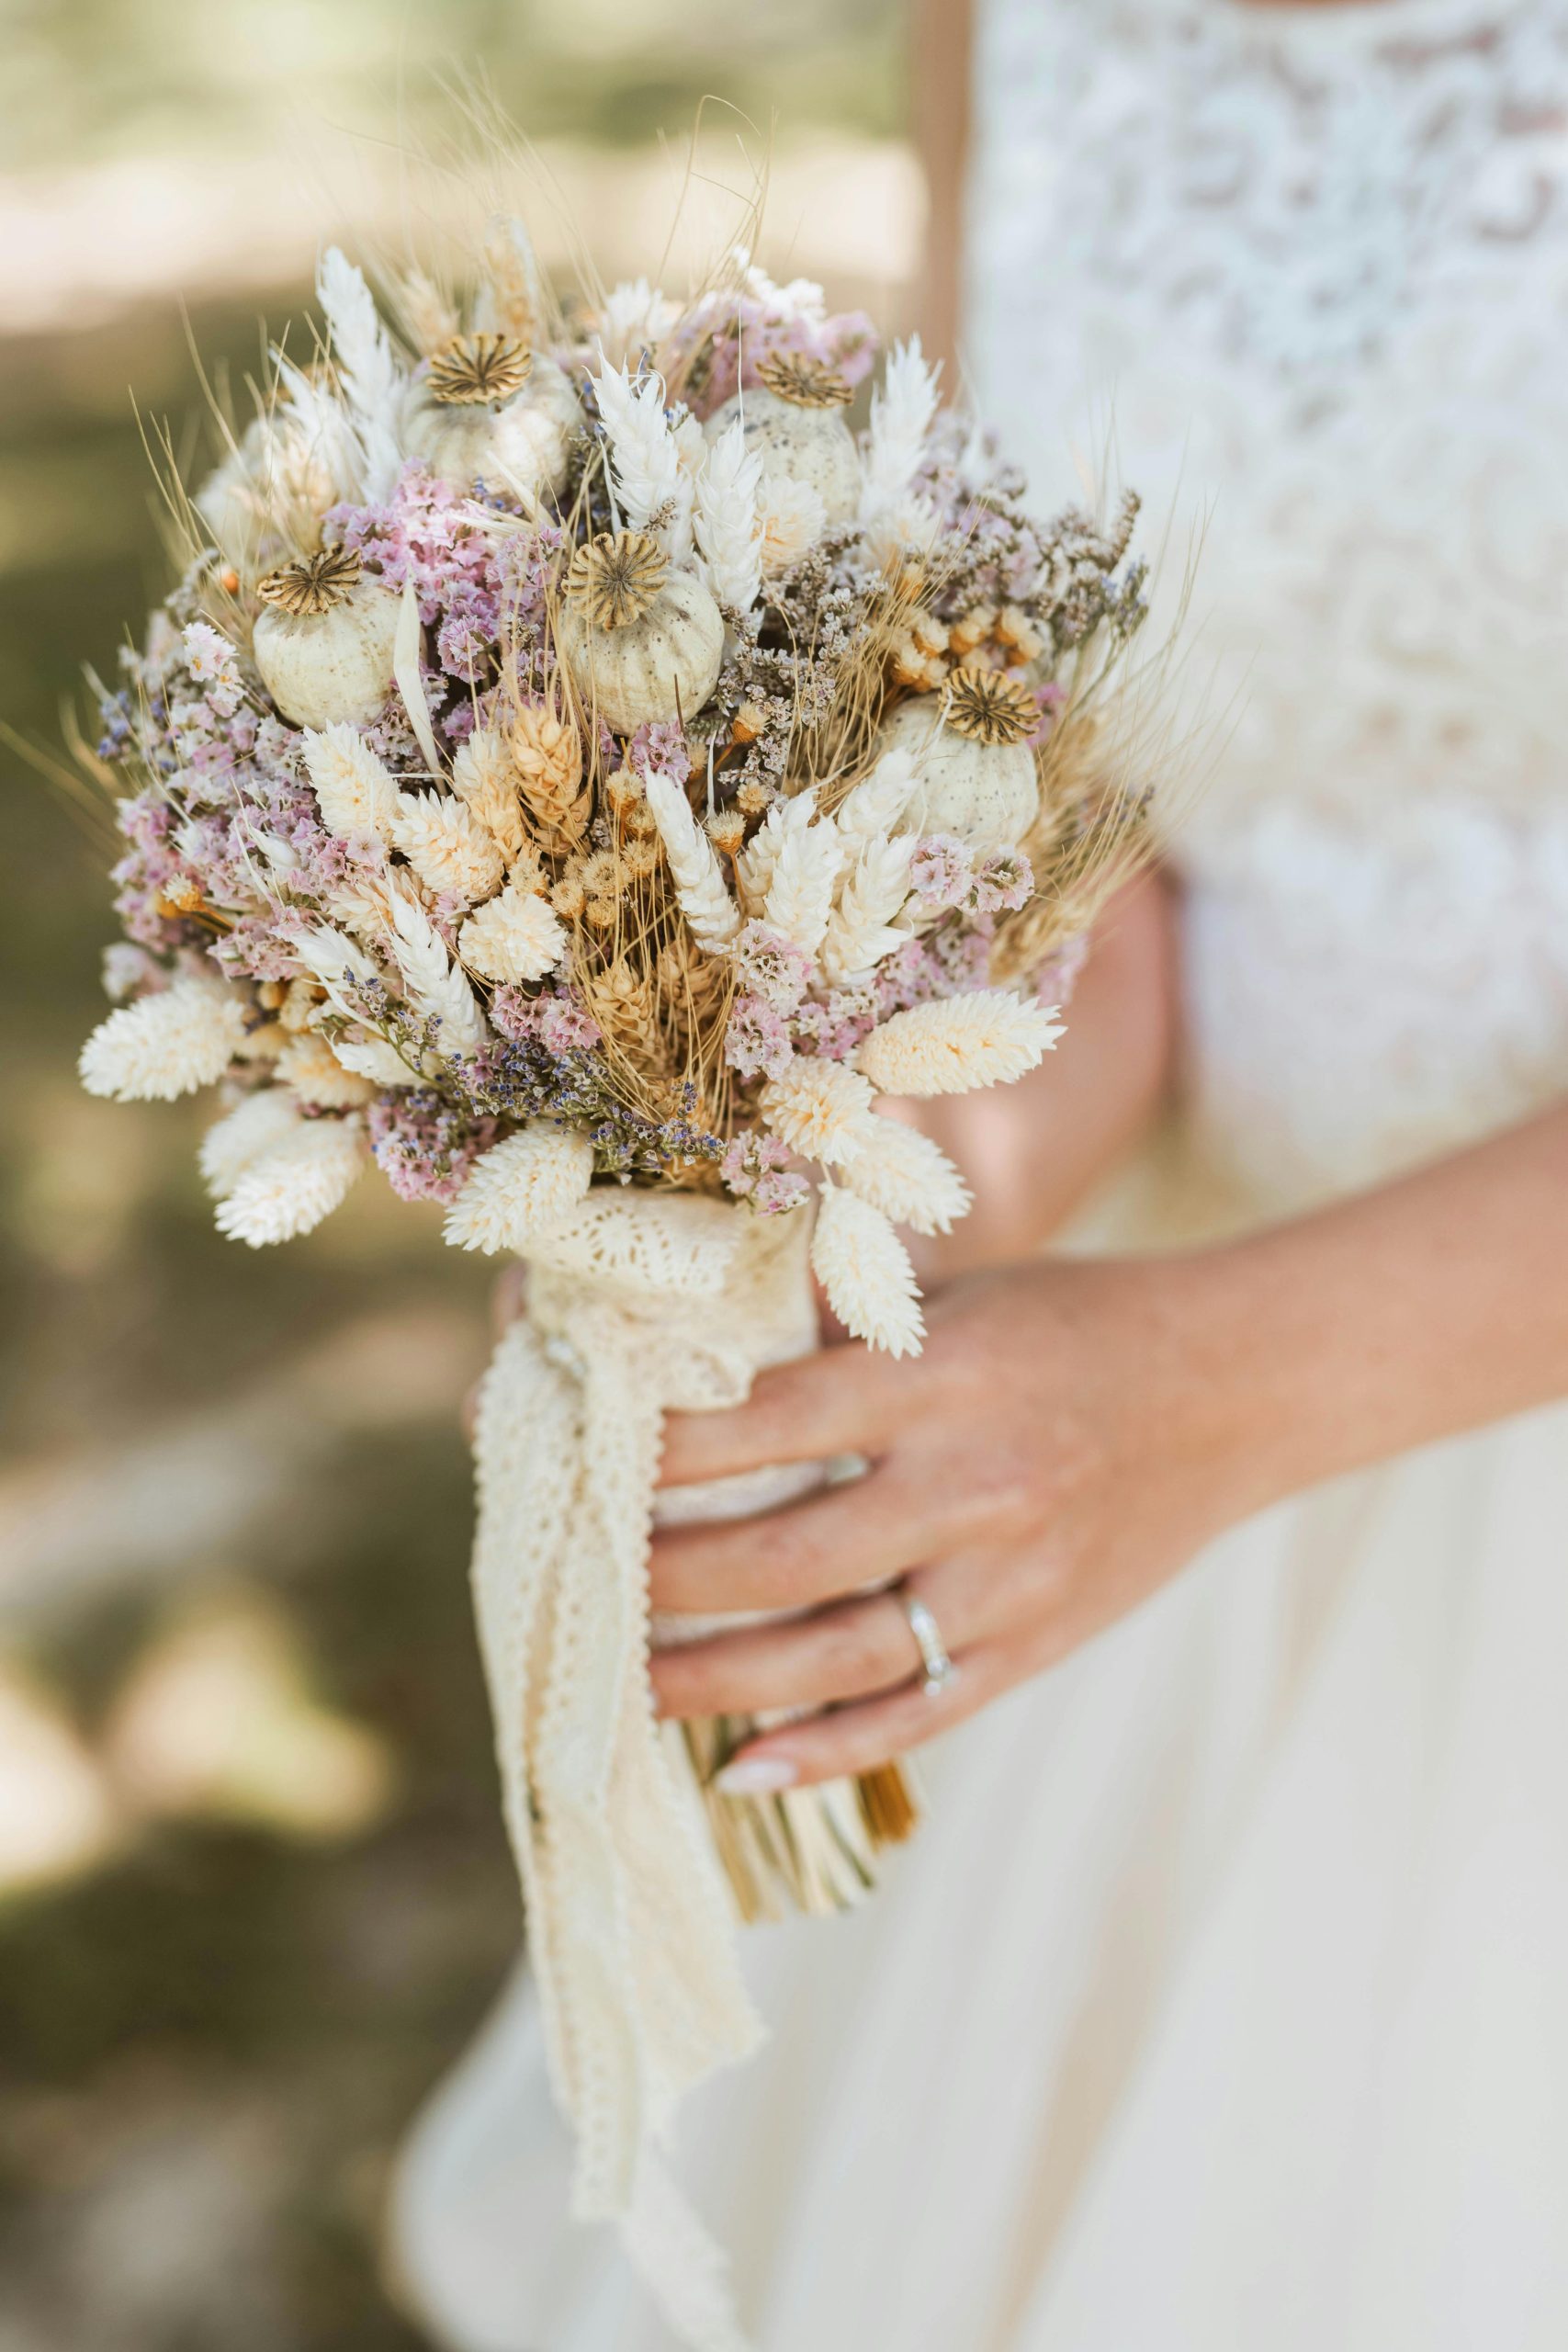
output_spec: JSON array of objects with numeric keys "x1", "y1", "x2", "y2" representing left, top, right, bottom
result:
[{"x1": 76, "y1": 205, "x2": 1155, "y2": 2333}]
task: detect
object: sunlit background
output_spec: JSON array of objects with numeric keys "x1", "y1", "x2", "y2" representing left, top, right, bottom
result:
[{"x1": 0, "y1": 4, "x2": 916, "y2": 2341}]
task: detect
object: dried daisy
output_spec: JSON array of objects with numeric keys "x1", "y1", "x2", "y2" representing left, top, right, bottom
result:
[
  {"x1": 426, "y1": 333, "x2": 533, "y2": 407},
  {"x1": 705, "y1": 809, "x2": 747, "y2": 857},
  {"x1": 942, "y1": 665, "x2": 1040, "y2": 749},
  {"x1": 256, "y1": 544, "x2": 362, "y2": 617},
  {"x1": 756, "y1": 354, "x2": 854, "y2": 411}
]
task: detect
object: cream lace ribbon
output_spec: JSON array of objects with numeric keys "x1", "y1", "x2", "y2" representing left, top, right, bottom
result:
[{"x1": 468, "y1": 1190, "x2": 820, "y2": 2351}]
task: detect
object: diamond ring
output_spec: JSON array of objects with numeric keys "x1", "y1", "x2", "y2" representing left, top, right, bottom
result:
[{"x1": 899, "y1": 1589, "x2": 957, "y2": 1697}]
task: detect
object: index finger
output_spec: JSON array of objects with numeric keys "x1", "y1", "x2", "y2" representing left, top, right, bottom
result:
[{"x1": 658, "y1": 1340, "x2": 904, "y2": 1489}]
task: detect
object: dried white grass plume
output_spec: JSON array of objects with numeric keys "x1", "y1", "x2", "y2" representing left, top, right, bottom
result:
[
  {"x1": 810, "y1": 1185, "x2": 925, "y2": 1357},
  {"x1": 450, "y1": 726, "x2": 526, "y2": 865},
  {"x1": 592, "y1": 359, "x2": 683, "y2": 536},
  {"x1": 834, "y1": 744, "x2": 922, "y2": 843},
  {"x1": 214, "y1": 1113, "x2": 368, "y2": 1248},
  {"x1": 317, "y1": 247, "x2": 403, "y2": 501},
  {"x1": 391, "y1": 790, "x2": 505, "y2": 906},
  {"x1": 276, "y1": 1031, "x2": 376, "y2": 1110},
  {"x1": 694, "y1": 420, "x2": 763, "y2": 615},
  {"x1": 333, "y1": 1034, "x2": 417, "y2": 1087},
  {"x1": 758, "y1": 476, "x2": 828, "y2": 577},
  {"x1": 761, "y1": 790, "x2": 843, "y2": 957},
  {"x1": 198, "y1": 1088, "x2": 303, "y2": 1199},
  {"x1": 840, "y1": 1117, "x2": 972, "y2": 1236},
  {"x1": 302, "y1": 724, "x2": 402, "y2": 843},
  {"x1": 761, "y1": 1059, "x2": 878, "y2": 1167},
  {"x1": 821, "y1": 832, "x2": 914, "y2": 984},
  {"x1": 444, "y1": 1124, "x2": 594, "y2": 1254},
  {"x1": 80, "y1": 977, "x2": 248, "y2": 1102},
  {"x1": 859, "y1": 991, "x2": 1064, "y2": 1097},
  {"x1": 859, "y1": 336, "x2": 941, "y2": 526},
  {"x1": 457, "y1": 881, "x2": 568, "y2": 984},
  {"x1": 393, "y1": 577, "x2": 444, "y2": 776},
  {"x1": 386, "y1": 889, "x2": 488, "y2": 1057},
  {"x1": 294, "y1": 925, "x2": 376, "y2": 1023},
  {"x1": 642, "y1": 766, "x2": 740, "y2": 951},
  {"x1": 734, "y1": 793, "x2": 791, "y2": 914}
]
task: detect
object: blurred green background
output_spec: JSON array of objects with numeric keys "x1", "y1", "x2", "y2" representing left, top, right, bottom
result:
[{"x1": 0, "y1": 4, "x2": 915, "y2": 2343}]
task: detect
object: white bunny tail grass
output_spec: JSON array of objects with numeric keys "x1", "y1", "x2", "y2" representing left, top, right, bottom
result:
[
  {"x1": 444, "y1": 1124, "x2": 594, "y2": 1254},
  {"x1": 213, "y1": 1114, "x2": 367, "y2": 1246},
  {"x1": 80, "y1": 978, "x2": 248, "y2": 1102},
  {"x1": 198, "y1": 1088, "x2": 304, "y2": 1198},
  {"x1": 810, "y1": 1185, "x2": 925, "y2": 1357},
  {"x1": 840, "y1": 1117, "x2": 972, "y2": 1237},
  {"x1": 761, "y1": 1059, "x2": 877, "y2": 1167},
  {"x1": 858, "y1": 991, "x2": 1063, "y2": 1097}
]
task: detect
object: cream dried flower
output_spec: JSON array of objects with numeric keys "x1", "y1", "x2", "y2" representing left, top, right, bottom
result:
[
  {"x1": 80, "y1": 978, "x2": 248, "y2": 1102},
  {"x1": 391, "y1": 791, "x2": 505, "y2": 906},
  {"x1": 450, "y1": 726, "x2": 527, "y2": 865},
  {"x1": 457, "y1": 881, "x2": 569, "y2": 984},
  {"x1": 302, "y1": 724, "x2": 402, "y2": 843},
  {"x1": 809, "y1": 1185, "x2": 924, "y2": 1358},
  {"x1": 694, "y1": 419, "x2": 764, "y2": 613},
  {"x1": 214, "y1": 1113, "x2": 368, "y2": 1247},
  {"x1": 840, "y1": 1117, "x2": 972, "y2": 1236},
  {"x1": 198, "y1": 1089, "x2": 303, "y2": 1199},
  {"x1": 858, "y1": 991, "x2": 1063, "y2": 1097},
  {"x1": 761, "y1": 1059, "x2": 878, "y2": 1167},
  {"x1": 276, "y1": 1031, "x2": 377, "y2": 1110},
  {"x1": 758, "y1": 476, "x2": 828, "y2": 577},
  {"x1": 443, "y1": 1125, "x2": 594, "y2": 1254}
]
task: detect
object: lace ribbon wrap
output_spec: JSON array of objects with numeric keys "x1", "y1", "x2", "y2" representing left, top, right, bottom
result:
[{"x1": 468, "y1": 1189, "x2": 881, "y2": 2349}]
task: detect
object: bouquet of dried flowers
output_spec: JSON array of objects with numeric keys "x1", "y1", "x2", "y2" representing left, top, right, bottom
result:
[{"x1": 76, "y1": 209, "x2": 1155, "y2": 2340}]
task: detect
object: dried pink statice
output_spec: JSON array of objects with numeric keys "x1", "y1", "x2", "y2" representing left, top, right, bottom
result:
[
  {"x1": 724, "y1": 991, "x2": 795, "y2": 1082},
  {"x1": 971, "y1": 850, "x2": 1034, "y2": 915},
  {"x1": 368, "y1": 1088, "x2": 497, "y2": 1204},
  {"x1": 720, "y1": 1129, "x2": 809, "y2": 1216},
  {"x1": 908, "y1": 834, "x2": 976, "y2": 910},
  {"x1": 732, "y1": 920, "x2": 812, "y2": 1013},
  {"x1": 491, "y1": 984, "x2": 604, "y2": 1053}
]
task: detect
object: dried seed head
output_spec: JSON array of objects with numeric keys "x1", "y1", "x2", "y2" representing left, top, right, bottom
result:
[
  {"x1": 942, "y1": 664, "x2": 1040, "y2": 750},
  {"x1": 155, "y1": 877, "x2": 205, "y2": 916},
  {"x1": 564, "y1": 530, "x2": 668, "y2": 630},
  {"x1": 551, "y1": 873, "x2": 587, "y2": 919},
  {"x1": 426, "y1": 333, "x2": 533, "y2": 407},
  {"x1": 730, "y1": 700, "x2": 766, "y2": 745},
  {"x1": 624, "y1": 835, "x2": 660, "y2": 877},
  {"x1": 257, "y1": 543, "x2": 363, "y2": 618},
  {"x1": 735, "y1": 779, "x2": 773, "y2": 817},
  {"x1": 756, "y1": 353, "x2": 854, "y2": 411},
  {"x1": 583, "y1": 896, "x2": 619, "y2": 932}
]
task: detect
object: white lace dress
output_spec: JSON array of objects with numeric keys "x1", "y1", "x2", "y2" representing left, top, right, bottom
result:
[{"x1": 391, "y1": 5, "x2": 1568, "y2": 2344}]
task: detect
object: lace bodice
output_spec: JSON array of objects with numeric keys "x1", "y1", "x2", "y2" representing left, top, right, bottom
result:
[{"x1": 966, "y1": 0, "x2": 1568, "y2": 1206}]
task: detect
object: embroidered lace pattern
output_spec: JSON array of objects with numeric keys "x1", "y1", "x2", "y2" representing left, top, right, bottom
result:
[{"x1": 968, "y1": 0, "x2": 1568, "y2": 1205}]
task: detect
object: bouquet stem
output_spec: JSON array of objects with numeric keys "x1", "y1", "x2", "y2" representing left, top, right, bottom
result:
[{"x1": 678, "y1": 1715, "x2": 919, "y2": 1924}]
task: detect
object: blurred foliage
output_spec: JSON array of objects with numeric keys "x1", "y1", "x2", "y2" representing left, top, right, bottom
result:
[{"x1": 3, "y1": 0, "x2": 907, "y2": 166}]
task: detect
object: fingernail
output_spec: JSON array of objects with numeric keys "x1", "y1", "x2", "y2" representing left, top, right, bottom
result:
[{"x1": 716, "y1": 1754, "x2": 798, "y2": 1796}]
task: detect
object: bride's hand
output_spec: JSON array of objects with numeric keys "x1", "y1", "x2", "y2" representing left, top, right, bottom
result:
[{"x1": 649, "y1": 1253, "x2": 1282, "y2": 1792}]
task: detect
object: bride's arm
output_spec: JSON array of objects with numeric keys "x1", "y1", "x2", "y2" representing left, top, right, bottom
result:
[
  {"x1": 906, "y1": 869, "x2": 1179, "y2": 1273},
  {"x1": 912, "y1": 0, "x2": 976, "y2": 370},
  {"x1": 649, "y1": 1102, "x2": 1568, "y2": 1787}
]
